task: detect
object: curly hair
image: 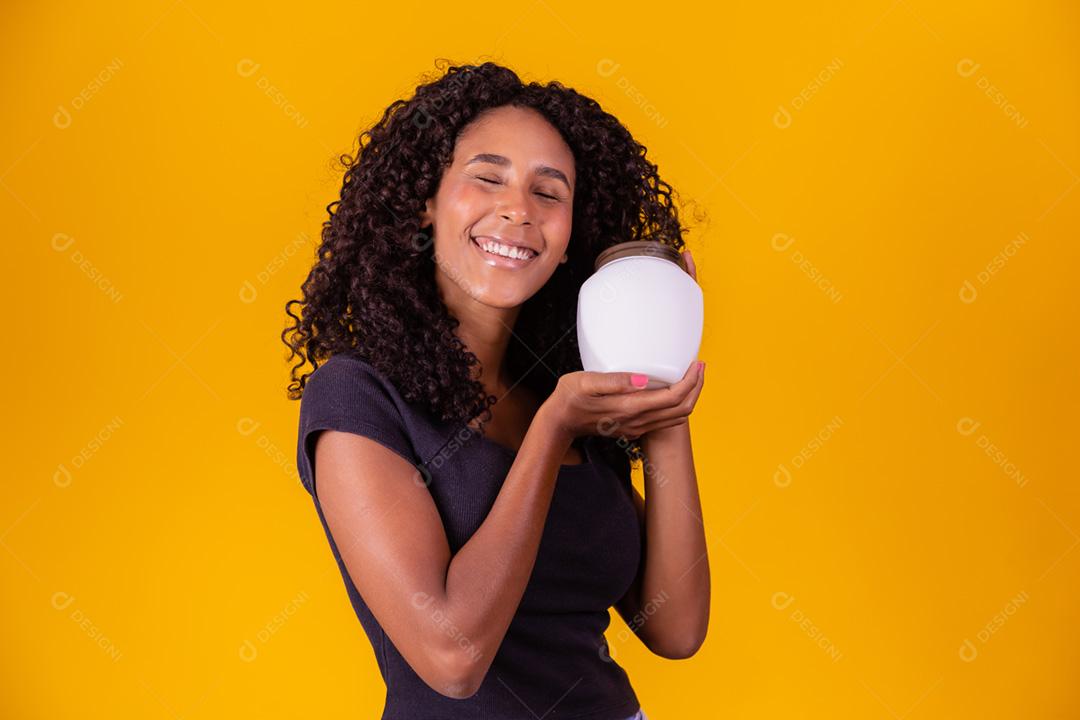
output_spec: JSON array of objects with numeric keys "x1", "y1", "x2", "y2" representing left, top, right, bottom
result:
[{"x1": 281, "y1": 58, "x2": 704, "y2": 470}]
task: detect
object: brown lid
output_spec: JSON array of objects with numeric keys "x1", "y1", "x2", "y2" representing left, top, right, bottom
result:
[{"x1": 594, "y1": 240, "x2": 685, "y2": 272}]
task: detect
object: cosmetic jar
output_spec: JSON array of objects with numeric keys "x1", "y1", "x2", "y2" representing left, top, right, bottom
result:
[{"x1": 577, "y1": 240, "x2": 704, "y2": 389}]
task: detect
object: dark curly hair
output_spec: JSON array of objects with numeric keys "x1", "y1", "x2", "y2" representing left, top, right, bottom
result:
[{"x1": 281, "y1": 58, "x2": 704, "y2": 470}]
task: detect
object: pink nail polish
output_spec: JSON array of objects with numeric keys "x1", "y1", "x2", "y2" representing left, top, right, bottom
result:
[{"x1": 631, "y1": 374, "x2": 649, "y2": 388}]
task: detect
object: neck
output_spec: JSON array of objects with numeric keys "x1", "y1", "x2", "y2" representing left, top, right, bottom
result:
[{"x1": 437, "y1": 278, "x2": 522, "y2": 402}]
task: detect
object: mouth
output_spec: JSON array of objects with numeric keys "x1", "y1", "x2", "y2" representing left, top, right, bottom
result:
[{"x1": 470, "y1": 235, "x2": 540, "y2": 268}]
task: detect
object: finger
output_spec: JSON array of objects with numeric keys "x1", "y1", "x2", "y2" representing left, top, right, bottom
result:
[
  {"x1": 632, "y1": 360, "x2": 705, "y2": 425},
  {"x1": 613, "y1": 359, "x2": 703, "y2": 416},
  {"x1": 587, "y1": 370, "x2": 651, "y2": 396},
  {"x1": 681, "y1": 249, "x2": 697, "y2": 282},
  {"x1": 653, "y1": 360, "x2": 702, "y2": 407}
]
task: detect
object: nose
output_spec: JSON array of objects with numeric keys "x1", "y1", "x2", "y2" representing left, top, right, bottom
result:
[{"x1": 497, "y1": 196, "x2": 531, "y2": 225}]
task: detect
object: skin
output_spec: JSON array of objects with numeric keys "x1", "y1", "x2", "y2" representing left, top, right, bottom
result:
[
  {"x1": 614, "y1": 350, "x2": 712, "y2": 660},
  {"x1": 313, "y1": 104, "x2": 710, "y2": 701},
  {"x1": 420, "y1": 104, "x2": 578, "y2": 459}
]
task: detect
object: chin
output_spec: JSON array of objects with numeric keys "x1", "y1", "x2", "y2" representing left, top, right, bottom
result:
[
  {"x1": 474, "y1": 291, "x2": 530, "y2": 309},
  {"x1": 460, "y1": 280, "x2": 529, "y2": 307}
]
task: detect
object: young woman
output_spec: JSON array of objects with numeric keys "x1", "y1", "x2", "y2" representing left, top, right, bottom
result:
[{"x1": 283, "y1": 60, "x2": 709, "y2": 720}]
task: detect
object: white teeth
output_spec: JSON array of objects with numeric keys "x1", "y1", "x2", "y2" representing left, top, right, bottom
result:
[{"x1": 475, "y1": 237, "x2": 536, "y2": 261}]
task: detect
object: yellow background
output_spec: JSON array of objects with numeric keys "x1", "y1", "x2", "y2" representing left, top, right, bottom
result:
[{"x1": 3, "y1": 0, "x2": 1078, "y2": 717}]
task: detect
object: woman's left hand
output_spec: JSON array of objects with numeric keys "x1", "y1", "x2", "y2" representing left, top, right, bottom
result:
[
  {"x1": 681, "y1": 247, "x2": 698, "y2": 282},
  {"x1": 643, "y1": 358, "x2": 705, "y2": 438},
  {"x1": 634, "y1": 247, "x2": 703, "y2": 442}
]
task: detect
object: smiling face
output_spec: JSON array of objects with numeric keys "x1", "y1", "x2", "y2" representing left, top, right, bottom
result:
[{"x1": 420, "y1": 104, "x2": 576, "y2": 309}]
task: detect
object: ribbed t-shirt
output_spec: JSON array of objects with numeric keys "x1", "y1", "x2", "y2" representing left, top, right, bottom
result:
[{"x1": 295, "y1": 354, "x2": 644, "y2": 720}]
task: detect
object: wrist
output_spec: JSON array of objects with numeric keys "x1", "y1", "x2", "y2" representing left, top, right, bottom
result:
[
  {"x1": 641, "y1": 420, "x2": 690, "y2": 448},
  {"x1": 534, "y1": 401, "x2": 574, "y2": 449}
]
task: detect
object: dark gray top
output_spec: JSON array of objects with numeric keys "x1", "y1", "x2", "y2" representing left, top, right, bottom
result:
[{"x1": 296, "y1": 354, "x2": 644, "y2": 719}]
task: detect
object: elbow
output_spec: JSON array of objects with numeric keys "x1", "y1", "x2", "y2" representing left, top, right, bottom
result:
[
  {"x1": 432, "y1": 676, "x2": 480, "y2": 701},
  {"x1": 650, "y1": 630, "x2": 707, "y2": 660},
  {"x1": 427, "y1": 640, "x2": 489, "y2": 699},
  {"x1": 661, "y1": 640, "x2": 703, "y2": 660},
  {"x1": 651, "y1": 604, "x2": 710, "y2": 660}
]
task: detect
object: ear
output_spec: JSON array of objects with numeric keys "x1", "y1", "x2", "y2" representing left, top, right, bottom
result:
[{"x1": 420, "y1": 198, "x2": 434, "y2": 229}]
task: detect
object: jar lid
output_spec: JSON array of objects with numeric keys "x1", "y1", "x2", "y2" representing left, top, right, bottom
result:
[{"x1": 594, "y1": 240, "x2": 686, "y2": 273}]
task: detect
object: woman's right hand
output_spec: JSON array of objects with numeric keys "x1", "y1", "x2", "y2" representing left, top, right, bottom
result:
[{"x1": 539, "y1": 365, "x2": 702, "y2": 444}]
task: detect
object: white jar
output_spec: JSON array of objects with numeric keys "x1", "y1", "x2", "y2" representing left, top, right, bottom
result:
[{"x1": 577, "y1": 241, "x2": 704, "y2": 389}]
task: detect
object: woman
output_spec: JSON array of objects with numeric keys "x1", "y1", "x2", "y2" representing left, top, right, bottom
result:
[{"x1": 283, "y1": 60, "x2": 709, "y2": 720}]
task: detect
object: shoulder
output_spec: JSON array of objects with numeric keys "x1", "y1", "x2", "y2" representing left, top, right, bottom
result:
[
  {"x1": 300, "y1": 353, "x2": 409, "y2": 417},
  {"x1": 304, "y1": 353, "x2": 391, "y2": 393},
  {"x1": 301, "y1": 355, "x2": 405, "y2": 414},
  {"x1": 296, "y1": 354, "x2": 419, "y2": 496}
]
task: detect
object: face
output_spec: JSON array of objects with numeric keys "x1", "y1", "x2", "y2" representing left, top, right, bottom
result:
[{"x1": 420, "y1": 105, "x2": 576, "y2": 309}]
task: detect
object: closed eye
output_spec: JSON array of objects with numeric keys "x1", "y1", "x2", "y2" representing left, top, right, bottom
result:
[{"x1": 474, "y1": 176, "x2": 562, "y2": 202}]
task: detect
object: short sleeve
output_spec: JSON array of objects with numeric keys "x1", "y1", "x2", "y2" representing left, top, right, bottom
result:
[{"x1": 295, "y1": 356, "x2": 418, "y2": 499}]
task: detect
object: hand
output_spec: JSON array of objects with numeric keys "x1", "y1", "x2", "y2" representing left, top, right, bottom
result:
[
  {"x1": 681, "y1": 247, "x2": 698, "y2": 282},
  {"x1": 629, "y1": 246, "x2": 705, "y2": 444},
  {"x1": 539, "y1": 371, "x2": 650, "y2": 444},
  {"x1": 625, "y1": 359, "x2": 705, "y2": 443},
  {"x1": 541, "y1": 361, "x2": 705, "y2": 445}
]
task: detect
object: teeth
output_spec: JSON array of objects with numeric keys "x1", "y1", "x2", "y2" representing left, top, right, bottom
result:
[{"x1": 475, "y1": 237, "x2": 536, "y2": 261}]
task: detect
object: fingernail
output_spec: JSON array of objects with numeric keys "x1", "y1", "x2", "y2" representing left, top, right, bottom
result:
[
  {"x1": 697, "y1": 360, "x2": 705, "y2": 373},
  {"x1": 631, "y1": 374, "x2": 649, "y2": 388}
]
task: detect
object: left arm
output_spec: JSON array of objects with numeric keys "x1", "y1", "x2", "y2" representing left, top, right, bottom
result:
[
  {"x1": 615, "y1": 420, "x2": 710, "y2": 659},
  {"x1": 614, "y1": 247, "x2": 710, "y2": 659}
]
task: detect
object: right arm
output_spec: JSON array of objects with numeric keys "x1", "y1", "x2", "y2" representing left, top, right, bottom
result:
[
  {"x1": 314, "y1": 368, "x2": 684, "y2": 699},
  {"x1": 313, "y1": 402, "x2": 572, "y2": 699}
]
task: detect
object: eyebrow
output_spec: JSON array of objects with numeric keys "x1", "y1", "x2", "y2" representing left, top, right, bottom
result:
[{"x1": 464, "y1": 153, "x2": 572, "y2": 191}]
